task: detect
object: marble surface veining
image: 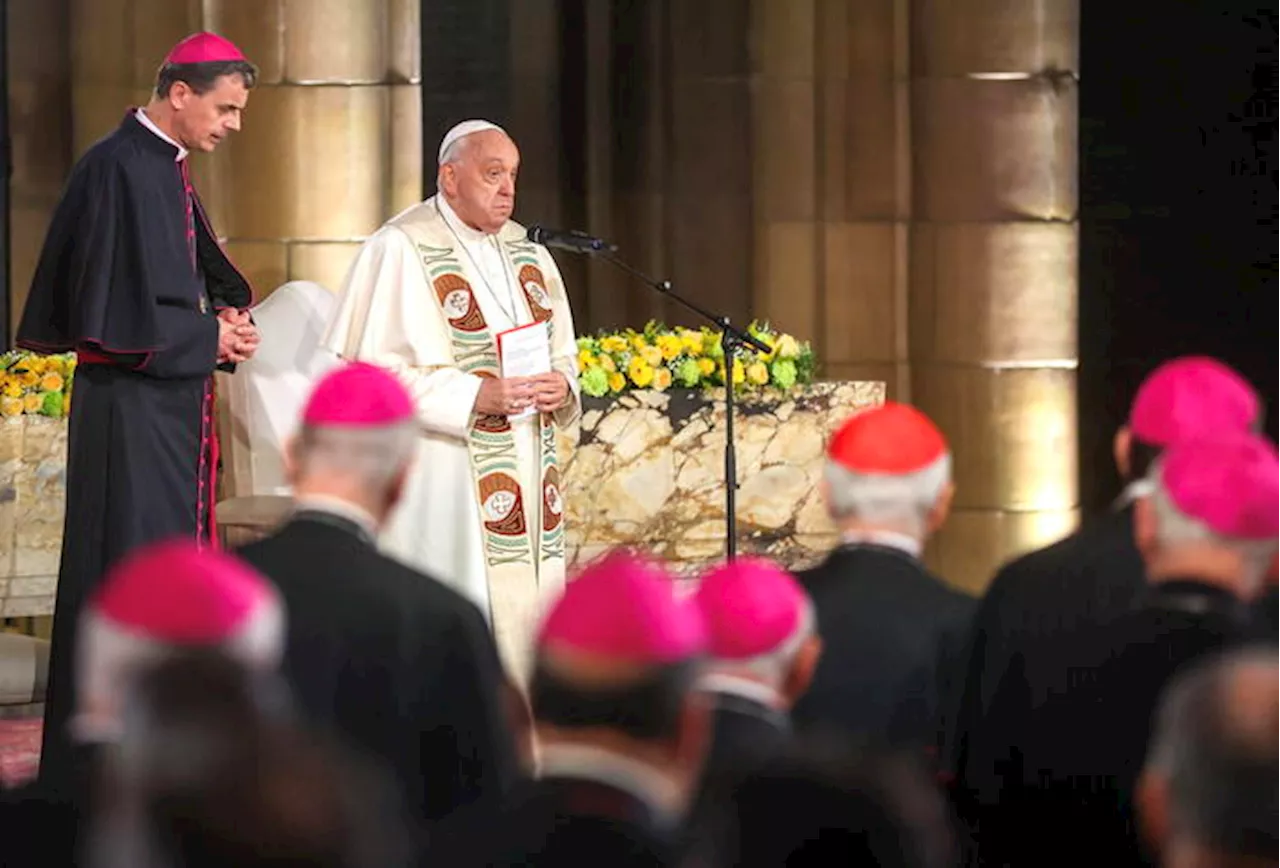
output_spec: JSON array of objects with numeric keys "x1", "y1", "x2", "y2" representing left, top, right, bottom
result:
[
  {"x1": 0, "y1": 417, "x2": 66, "y2": 617},
  {"x1": 558, "y1": 381, "x2": 885, "y2": 576}
]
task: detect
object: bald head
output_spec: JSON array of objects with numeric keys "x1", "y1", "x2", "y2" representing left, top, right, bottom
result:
[{"x1": 1142, "y1": 645, "x2": 1279, "y2": 861}]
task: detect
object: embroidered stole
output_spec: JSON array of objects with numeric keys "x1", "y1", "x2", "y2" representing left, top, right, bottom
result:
[{"x1": 405, "y1": 226, "x2": 566, "y2": 669}]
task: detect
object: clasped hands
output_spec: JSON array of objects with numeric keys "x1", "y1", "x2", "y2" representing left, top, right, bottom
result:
[
  {"x1": 476, "y1": 372, "x2": 570, "y2": 417},
  {"x1": 217, "y1": 308, "x2": 260, "y2": 364}
]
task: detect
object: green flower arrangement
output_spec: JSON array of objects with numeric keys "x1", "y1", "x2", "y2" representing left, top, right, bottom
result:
[
  {"x1": 0, "y1": 350, "x2": 76, "y2": 419},
  {"x1": 575, "y1": 321, "x2": 816, "y2": 398}
]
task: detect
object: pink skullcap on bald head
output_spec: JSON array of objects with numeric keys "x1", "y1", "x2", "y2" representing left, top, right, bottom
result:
[
  {"x1": 301, "y1": 362, "x2": 414, "y2": 427},
  {"x1": 163, "y1": 32, "x2": 247, "y2": 66},
  {"x1": 539, "y1": 550, "x2": 706, "y2": 665},
  {"x1": 1159, "y1": 432, "x2": 1279, "y2": 540},
  {"x1": 90, "y1": 539, "x2": 277, "y2": 644},
  {"x1": 1129, "y1": 356, "x2": 1260, "y2": 446},
  {"x1": 695, "y1": 557, "x2": 808, "y2": 660}
]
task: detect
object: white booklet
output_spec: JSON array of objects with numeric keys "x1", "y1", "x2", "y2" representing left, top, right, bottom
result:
[{"x1": 496, "y1": 320, "x2": 551, "y2": 419}]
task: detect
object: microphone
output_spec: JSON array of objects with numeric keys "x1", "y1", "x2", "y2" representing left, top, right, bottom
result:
[{"x1": 526, "y1": 224, "x2": 617, "y2": 254}]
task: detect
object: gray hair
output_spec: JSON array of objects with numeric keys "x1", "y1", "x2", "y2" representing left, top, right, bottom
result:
[
  {"x1": 1148, "y1": 459, "x2": 1278, "y2": 589},
  {"x1": 1144, "y1": 645, "x2": 1279, "y2": 858},
  {"x1": 290, "y1": 423, "x2": 417, "y2": 496},
  {"x1": 823, "y1": 454, "x2": 952, "y2": 537},
  {"x1": 439, "y1": 136, "x2": 471, "y2": 166}
]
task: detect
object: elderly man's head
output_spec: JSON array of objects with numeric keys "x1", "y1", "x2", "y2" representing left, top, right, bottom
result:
[
  {"x1": 1138, "y1": 645, "x2": 1278, "y2": 866},
  {"x1": 437, "y1": 120, "x2": 520, "y2": 235}
]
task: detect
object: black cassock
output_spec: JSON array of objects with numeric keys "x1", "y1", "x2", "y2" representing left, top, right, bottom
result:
[
  {"x1": 17, "y1": 110, "x2": 252, "y2": 796},
  {"x1": 235, "y1": 511, "x2": 519, "y2": 827},
  {"x1": 791, "y1": 543, "x2": 975, "y2": 751},
  {"x1": 943, "y1": 504, "x2": 1147, "y2": 858}
]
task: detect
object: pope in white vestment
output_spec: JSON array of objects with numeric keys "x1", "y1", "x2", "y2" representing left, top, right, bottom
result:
[{"x1": 322, "y1": 120, "x2": 581, "y2": 679}]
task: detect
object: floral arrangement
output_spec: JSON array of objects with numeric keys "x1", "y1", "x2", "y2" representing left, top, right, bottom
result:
[
  {"x1": 0, "y1": 351, "x2": 75, "y2": 418},
  {"x1": 575, "y1": 321, "x2": 816, "y2": 398}
]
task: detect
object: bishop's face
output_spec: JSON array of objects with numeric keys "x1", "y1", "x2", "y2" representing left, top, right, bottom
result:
[
  {"x1": 172, "y1": 74, "x2": 250, "y2": 153},
  {"x1": 440, "y1": 130, "x2": 520, "y2": 234}
]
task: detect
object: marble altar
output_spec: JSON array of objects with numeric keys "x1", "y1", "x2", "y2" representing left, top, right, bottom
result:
[
  {"x1": 0, "y1": 417, "x2": 66, "y2": 617},
  {"x1": 558, "y1": 381, "x2": 885, "y2": 575}
]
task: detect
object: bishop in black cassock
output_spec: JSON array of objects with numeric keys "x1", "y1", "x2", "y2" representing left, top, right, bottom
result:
[
  {"x1": 235, "y1": 362, "x2": 518, "y2": 831},
  {"x1": 15, "y1": 32, "x2": 261, "y2": 797},
  {"x1": 943, "y1": 357, "x2": 1264, "y2": 860}
]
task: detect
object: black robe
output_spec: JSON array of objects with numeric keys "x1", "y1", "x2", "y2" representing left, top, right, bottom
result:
[
  {"x1": 423, "y1": 775, "x2": 680, "y2": 867},
  {"x1": 234, "y1": 510, "x2": 519, "y2": 828},
  {"x1": 791, "y1": 544, "x2": 975, "y2": 752},
  {"x1": 968, "y1": 580, "x2": 1259, "y2": 868},
  {"x1": 943, "y1": 505, "x2": 1147, "y2": 852},
  {"x1": 17, "y1": 110, "x2": 252, "y2": 798}
]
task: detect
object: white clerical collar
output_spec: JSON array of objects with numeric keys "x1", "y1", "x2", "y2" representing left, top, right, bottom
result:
[
  {"x1": 135, "y1": 108, "x2": 188, "y2": 162},
  {"x1": 1114, "y1": 478, "x2": 1155, "y2": 510},
  {"x1": 697, "y1": 672, "x2": 785, "y2": 709},
  {"x1": 840, "y1": 529, "x2": 923, "y2": 558},
  {"x1": 437, "y1": 194, "x2": 495, "y2": 245},
  {"x1": 292, "y1": 494, "x2": 379, "y2": 541},
  {"x1": 536, "y1": 743, "x2": 682, "y2": 821}
]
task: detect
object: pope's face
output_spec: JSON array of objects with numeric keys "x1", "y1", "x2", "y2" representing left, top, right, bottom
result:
[
  {"x1": 172, "y1": 74, "x2": 249, "y2": 153},
  {"x1": 440, "y1": 130, "x2": 520, "y2": 234}
]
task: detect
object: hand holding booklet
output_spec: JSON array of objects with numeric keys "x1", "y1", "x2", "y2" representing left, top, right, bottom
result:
[{"x1": 496, "y1": 321, "x2": 551, "y2": 419}]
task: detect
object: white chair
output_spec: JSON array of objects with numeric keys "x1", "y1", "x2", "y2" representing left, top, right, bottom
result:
[{"x1": 216, "y1": 280, "x2": 341, "y2": 544}]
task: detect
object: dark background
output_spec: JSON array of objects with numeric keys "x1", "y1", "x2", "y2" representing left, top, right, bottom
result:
[{"x1": 1078, "y1": 1, "x2": 1277, "y2": 512}]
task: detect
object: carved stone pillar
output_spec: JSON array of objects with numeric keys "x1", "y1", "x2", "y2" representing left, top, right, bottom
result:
[{"x1": 909, "y1": 0, "x2": 1080, "y2": 592}]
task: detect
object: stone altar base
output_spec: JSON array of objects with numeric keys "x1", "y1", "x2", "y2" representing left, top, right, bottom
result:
[
  {"x1": 558, "y1": 381, "x2": 885, "y2": 575},
  {"x1": 0, "y1": 417, "x2": 66, "y2": 618}
]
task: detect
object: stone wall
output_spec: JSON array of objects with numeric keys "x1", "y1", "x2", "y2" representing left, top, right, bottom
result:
[{"x1": 0, "y1": 418, "x2": 66, "y2": 617}]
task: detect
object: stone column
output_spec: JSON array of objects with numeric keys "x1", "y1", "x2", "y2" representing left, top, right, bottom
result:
[
  {"x1": 908, "y1": 0, "x2": 1080, "y2": 593},
  {"x1": 68, "y1": 0, "x2": 421, "y2": 299}
]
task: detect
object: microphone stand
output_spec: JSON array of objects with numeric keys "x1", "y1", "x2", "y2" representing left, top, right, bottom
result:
[{"x1": 593, "y1": 251, "x2": 772, "y2": 562}]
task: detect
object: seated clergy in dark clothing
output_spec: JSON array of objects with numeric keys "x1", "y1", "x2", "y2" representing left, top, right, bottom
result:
[
  {"x1": 424, "y1": 550, "x2": 710, "y2": 867},
  {"x1": 981, "y1": 432, "x2": 1279, "y2": 868},
  {"x1": 691, "y1": 556, "x2": 821, "y2": 785},
  {"x1": 946, "y1": 357, "x2": 1262, "y2": 816},
  {"x1": 791, "y1": 401, "x2": 973, "y2": 751},
  {"x1": 236, "y1": 361, "x2": 517, "y2": 827},
  {"x1": 0, "y1": 541, "x2": 285, "y2": 868},
  {"x1": 1136, "y1": 645, "x2": 1278, "y2": 868}
]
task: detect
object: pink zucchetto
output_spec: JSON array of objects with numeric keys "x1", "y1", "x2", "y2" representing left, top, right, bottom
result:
[
  {"x1": 1129, "y1": 356, "x2": 1259, "y2": 447},
  {"x1": 163, "y1": 32, "x2": 248, "y2": 66},
  {"x1": 538, "y1": 550, "x2": 706, "y2": 665},
  {"x1": 827, "y1": 401, "x2": 948, "y2": 475},
  {"x1": 1159, "y1": 432, "x2": 1279, "y2": 540},
  {"x1": 301, "y1": 362, "x2": 415, "y2": 428},
  {"x1": 695, "y1": 557, "x2": 809, "y2": 661},
  {"x1": 74, "y1": 540, "x2": 284, "y2": 743}
]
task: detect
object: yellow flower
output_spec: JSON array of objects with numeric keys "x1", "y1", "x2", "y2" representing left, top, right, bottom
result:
[
  {"x1": 0, "y1": 397, "x2": 21, "y2": 417},
  {"x1": 775, "y1": 334, "x2": 801, "y2": 359},
  {"x1": 697, "y1": 358, "x2": 716, "y2": 377},
  {"x1": 577, "y1": 349, "x2": 597, "y2": 370},
  {"x1": 680, "y1": 330, "x2": 703, "y2": 355},
  {"x1": 23, "y1": 393, "x2": 42, "y2": 414},
  {"x1": 627, "y1": 357, "x2": 655, "y2": 388},
  {"x1": 656, "y1": 334, "x2": 683, "y2": 361},
  {"x1": 607, "y1": 371, "x2": 626, "y2": 393},
  {"x1": 44, "y1": 357, "x2": 65, "y2": 376},
  {"x1": 731, "y1": 359, "x2": 745, "y2": 384},
  {"x1": 2, "y1": 382, "x2": 21, "y2": 399},
  {"x1": 652, "y1": 367, "x2": 673, "y2": 392},
  {"x1": 640, "y1": 346, "x2": 663, "y2": 367},
  {"x1": 746, "y1": 361, "x2": 769, "y2": 385},
  {"x1": 18, "y1": 371, "x2": 38, "y2": 388},
  {"x1": 630, "y1": 334, "x2": 648, "y2": 352},
  {"x1": 600, "y1": 336, "x2": 628, "y2": 354},
  {"x1": 599, "y1": 354, "x2": 617, "y2": 373},
  {"x1": 40, "y1": 373, "x2": 64, "y2": 392}
]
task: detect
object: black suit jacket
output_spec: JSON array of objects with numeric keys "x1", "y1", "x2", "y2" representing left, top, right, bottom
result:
[
  {"x1": 791, "y1": 544, "x2": 975, "y2": 751},
  {"x1": 424, "y1": 776, "x2": 678, "y2": 867},
  {"x1": 236, "y1": 512, "x2": 518, "y2": 826}
]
